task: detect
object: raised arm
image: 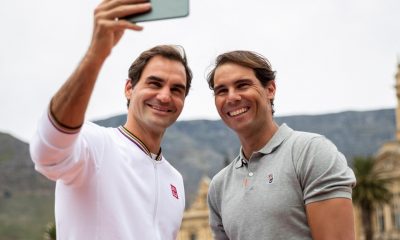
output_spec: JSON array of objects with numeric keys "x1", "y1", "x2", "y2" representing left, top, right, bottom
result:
[{"x1": 50, "y1": 0, "x2": 151, "y2": 129}]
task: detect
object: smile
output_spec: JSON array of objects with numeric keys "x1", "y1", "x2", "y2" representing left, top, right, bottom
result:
[
  {"x1": 149, "y1": 104, "x2": 173, "y2": 113},
  {"x1": 228, "y1": 107, "x2": 249, "y2": 117}
]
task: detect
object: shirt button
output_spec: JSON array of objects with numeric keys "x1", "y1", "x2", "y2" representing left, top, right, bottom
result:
[{"x1": 248, "y1": 172, "x2": 254, "y2": 177}]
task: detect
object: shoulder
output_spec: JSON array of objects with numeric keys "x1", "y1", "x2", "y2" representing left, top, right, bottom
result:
[
  {"x1": 165, "y1": 160, "x2": 183, "y2": 179},
  {"x1": 81, "y1": 121, "x2": 119, "y2": 141},
  {"x1": 287, "y1": 130, "x2": 338, "y2": 156},
  {"x1": 289, "y1": 130, "x2": 323, "y2": 145},
  {"x1": 286, "y1": 130, "x2": 350, "y2": 177}
]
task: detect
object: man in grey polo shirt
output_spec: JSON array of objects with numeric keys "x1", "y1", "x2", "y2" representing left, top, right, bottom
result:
[{"x1": 206, "y1": 50, "x2": 356, "y2": 240}]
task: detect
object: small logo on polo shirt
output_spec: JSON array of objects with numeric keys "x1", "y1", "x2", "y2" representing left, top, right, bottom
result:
[
  {"x1": 170, "y1": 184, "x2": 179, "y2": 199},
  {"x1": 267, "y1": 173, "x2": 274, "y2": 184}
]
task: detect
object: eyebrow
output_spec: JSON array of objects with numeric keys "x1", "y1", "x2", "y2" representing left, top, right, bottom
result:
[
  {"x1": 235, "y1": 78, "x2": 253, "y2": 85},
  {"x1": 213, "y1": 78, "x2": 252, "y2": 91},
  {"x1": 146, "y1": 75, "x2": 164, "y2": 83}
]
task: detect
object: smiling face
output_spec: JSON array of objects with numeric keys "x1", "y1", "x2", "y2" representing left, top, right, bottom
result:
[
  {"x1": 213, "y1": 63, "x2": 276, "y2": 135},
  {"x1": 125, "y1": 55, "x2": 187, "y2": 135}
]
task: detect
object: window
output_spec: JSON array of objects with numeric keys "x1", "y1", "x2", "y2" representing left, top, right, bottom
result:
[
  {"x1": 190, "y1": 233, "x2": 197, "y2": 240},
  {"x1": 376, "y1": 206, "x2": 385, "y2": 233},
  {"x1": 392, "y1": 194, "x2": 400, "y2": 230}
]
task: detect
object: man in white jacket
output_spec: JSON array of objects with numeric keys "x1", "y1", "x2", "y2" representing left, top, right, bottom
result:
[{"x1": 29, "y1": 0, "x2": 192, "y2": 239}]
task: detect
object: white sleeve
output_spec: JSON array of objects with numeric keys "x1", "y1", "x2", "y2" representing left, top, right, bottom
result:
[{"x1": 29, "y1": 111, "x2": 100, "y2": 185}]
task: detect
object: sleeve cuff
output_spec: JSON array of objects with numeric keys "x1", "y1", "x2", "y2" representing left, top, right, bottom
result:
[
  {"x1": 48, "y1": 100, "x2": 83, "y2": 134},
  {"x1": 37, "y1": 108, "x2": 81, "y2": 149}
]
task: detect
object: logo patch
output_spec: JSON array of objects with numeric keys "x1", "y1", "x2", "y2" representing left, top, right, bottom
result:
[
  {"x1": 170, "y1": 184, "x2": 179, "y2": 199},
  {"x1": 267, "y1": 173, "x2": 274, "y2": 184}
]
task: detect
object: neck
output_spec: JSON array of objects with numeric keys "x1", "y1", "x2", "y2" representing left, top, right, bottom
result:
[{"x1": 239, "y1": 121, "x2": 278, "y2": 159}]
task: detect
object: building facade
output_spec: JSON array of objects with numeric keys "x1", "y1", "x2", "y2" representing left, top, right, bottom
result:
[
  {"x1": 362, "y1": 62, "x2": 400, "y2": 240},
  {"x1": 178, "y1": 177, "x2": 212, "y2": 240}
]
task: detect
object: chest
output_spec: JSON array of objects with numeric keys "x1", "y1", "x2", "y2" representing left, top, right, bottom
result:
[{"x1": 221, "y1": 155, "x2": 306, "y2": 226}]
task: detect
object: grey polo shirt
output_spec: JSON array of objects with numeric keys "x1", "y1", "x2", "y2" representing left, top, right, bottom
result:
[{"x1": 207, "y1": 124, "x2": 356, "y2": 240}]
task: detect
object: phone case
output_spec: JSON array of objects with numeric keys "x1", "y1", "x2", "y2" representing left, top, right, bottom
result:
[{"x1": 124, "y1": 0, "x2": 189, "y2": 22}]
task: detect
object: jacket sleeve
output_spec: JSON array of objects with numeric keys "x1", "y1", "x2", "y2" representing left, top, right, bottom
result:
[{"x1": 29, "y1": 110, "x2": 100, "y2": 185}]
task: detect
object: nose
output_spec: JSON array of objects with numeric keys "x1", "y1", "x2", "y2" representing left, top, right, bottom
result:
[
  {"x1": 157, "y1": 88, "x2": 172, "y2": 103},
  {"x1": 226, "y1": 89, "x2": 241, "y2": 103}
]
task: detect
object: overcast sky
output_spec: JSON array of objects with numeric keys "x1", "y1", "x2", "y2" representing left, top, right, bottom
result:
[{"x1": 1, "y1": 0, "x2": 399, "y2": 141}]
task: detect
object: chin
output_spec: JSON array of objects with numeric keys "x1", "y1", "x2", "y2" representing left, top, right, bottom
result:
[
  {"x1": 225, "y1": 119, "x2": 251, "y2": 132},
  {"x1": 152, "y1": 119, "x2": 175, "y2": 129}
]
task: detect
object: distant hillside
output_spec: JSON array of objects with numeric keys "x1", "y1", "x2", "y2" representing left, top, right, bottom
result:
[
  {"x1": 0, "y1": 133, "x2": 53, "y2": 194},
  {"x1": 0, "y1": 133, "x2": 54, "y2": 240},
  {"x1": 0, "y1": 108, "x2": 396, "y2": 239}
]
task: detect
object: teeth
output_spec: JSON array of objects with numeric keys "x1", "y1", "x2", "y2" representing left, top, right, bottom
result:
[
  {"x1": 151, "y1": 105, "x2": 171, "y2": 112},
  {"x1": 229, "y1": 107, "x2": 248, "y2": 117}
]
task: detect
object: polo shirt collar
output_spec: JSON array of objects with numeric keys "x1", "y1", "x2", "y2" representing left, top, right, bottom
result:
[
  {"x1": 235, "y1": 123, "x2": 293, "y2": 168},
  {"x1": 235, "y1": 150, "x2": 248, "y2": 168}
]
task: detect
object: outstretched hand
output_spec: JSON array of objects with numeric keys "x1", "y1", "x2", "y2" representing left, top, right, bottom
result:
[
  {"x1": 88, "y1": 0, "x2": 151, "y2": 61},
  {"x1": 49, "y1": 0, "x2": 151, "y2": 129}
]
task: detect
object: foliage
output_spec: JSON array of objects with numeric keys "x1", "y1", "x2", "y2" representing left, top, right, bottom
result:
[
  {"x1": 352, "y1": 156, "x2": 392, "y2": 240},
  {"x1": 44, "y1": 222, "x2": 56, "y2": 240}
]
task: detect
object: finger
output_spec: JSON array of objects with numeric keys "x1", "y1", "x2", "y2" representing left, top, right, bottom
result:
[
  {"x1": 115, "y1": 20, "x2": 144, "y2": 31},
  {"x1": 99, "y1": 19, "x2": 144, "y2": 31},
  {"x1": 98, "y1": 0, "x2": 149, "y2": 12},
  {"x1": 95, "y1": 3, "x2": 151, "y2": 21}
]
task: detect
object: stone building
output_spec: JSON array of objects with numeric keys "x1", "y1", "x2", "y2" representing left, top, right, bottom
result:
[
  {"x1": 356, "y1": 62, "x2": 400, "y2": 240},
  {"x1": 178, "y1": 177, "x2": 212, "y2": 240}
]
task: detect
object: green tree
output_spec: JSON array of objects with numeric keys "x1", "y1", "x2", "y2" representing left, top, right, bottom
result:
[{"x1": 352, "y1": 157, "x2": 392, "y2": 240}]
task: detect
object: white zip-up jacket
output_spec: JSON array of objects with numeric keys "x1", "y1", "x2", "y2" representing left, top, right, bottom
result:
[{"x1": 30, "y1": 112, "x2": 185, "y2": 240}]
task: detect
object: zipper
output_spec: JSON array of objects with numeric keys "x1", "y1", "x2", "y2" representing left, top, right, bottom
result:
[{"x1": 153, "y1": 162, "x2": 160, "y2": 240}]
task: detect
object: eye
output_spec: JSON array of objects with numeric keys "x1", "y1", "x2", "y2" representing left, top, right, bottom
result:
[
  {"x1": 237, "y1": 82, "x2": 250, "y2": 89},
  {"x1": 149, "y1": 81, "x2": 162, "y2": 88},
  {"x1": 214, "y1": 88, "x2": 227, "y2": 96},
  {"x1": 171, "y1": 87, "x2": 184, "y2": 96}
]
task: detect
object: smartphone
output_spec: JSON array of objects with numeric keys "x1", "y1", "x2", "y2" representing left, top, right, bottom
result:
[{"x1": 123, "y1": 0, "x2": 189, "y2": 22}]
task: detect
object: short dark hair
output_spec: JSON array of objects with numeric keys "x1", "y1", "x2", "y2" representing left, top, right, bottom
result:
[
  {"x1": 207, "y1": 50, "x2": 276, "y2": 114},
  {"x1": 127, "y1": 45, "x2": 192, "y2": 107}
]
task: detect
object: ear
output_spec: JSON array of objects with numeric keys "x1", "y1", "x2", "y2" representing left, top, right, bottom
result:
[
  {"x1": 265, "y1": 80, "x2": 276, "y2": 100},
  {"x1": 125, "y1": 79, "x2": 132, "y2": 99}
]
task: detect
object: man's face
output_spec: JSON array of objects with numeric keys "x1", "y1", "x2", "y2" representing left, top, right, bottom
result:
[
  {"x1": 213, "y1": 63, "x2": 275, "y2": 134},
  {"x1": 125, "y1": 55, "x2": 187, "y2": 133}
]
